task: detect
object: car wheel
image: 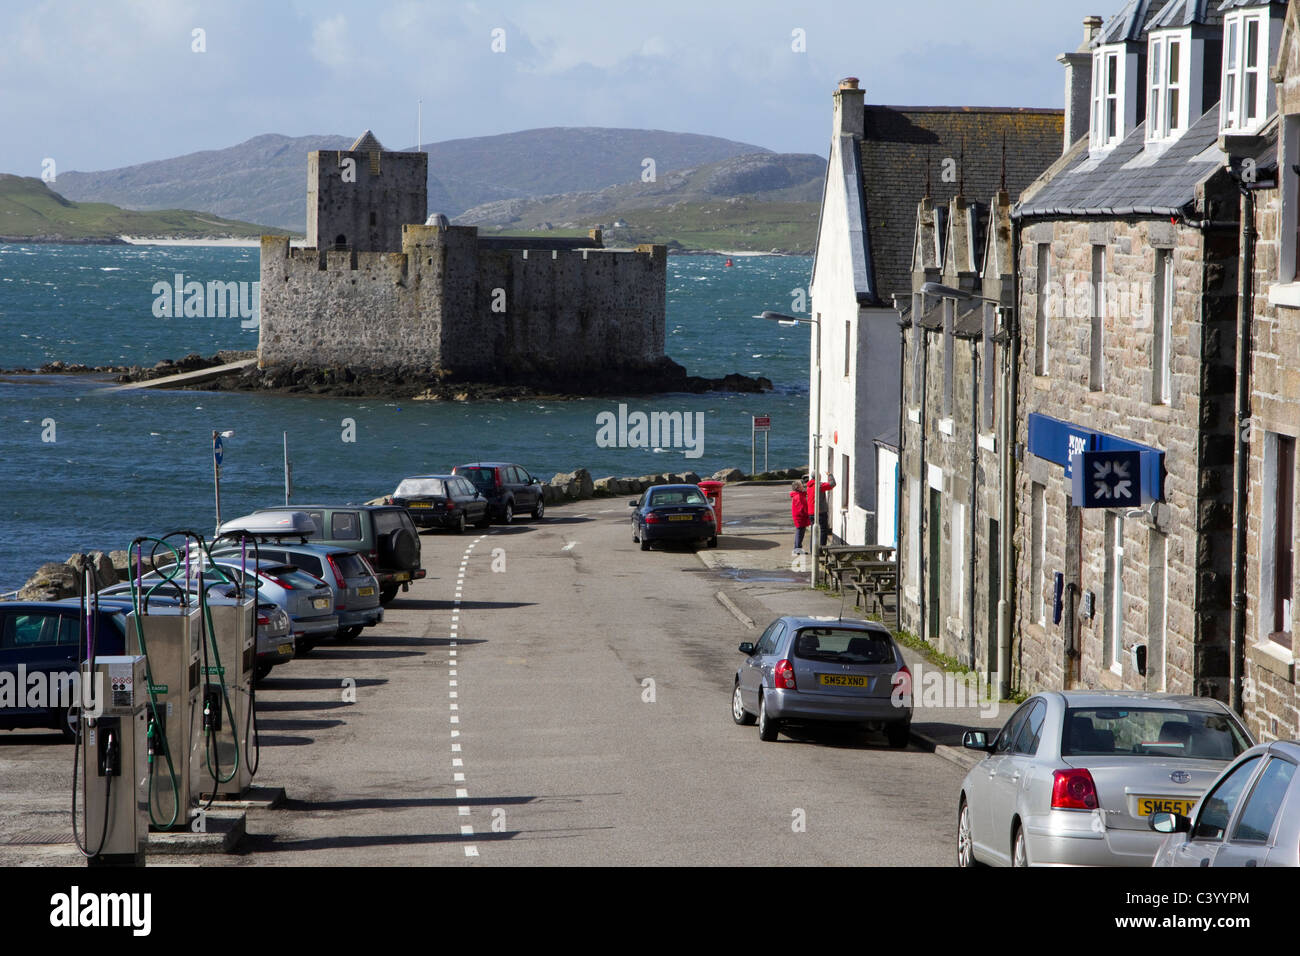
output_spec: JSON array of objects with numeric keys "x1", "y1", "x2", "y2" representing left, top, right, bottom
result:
[
  {"x1": 476, "y1": 511, "x2": 491, "y2": 529},
  {"x1": 886, "y1": 720, "x2": 911, "y2": 748},
  {"x1": 757, "y1": 693, "x2": 780, "y2": 741},
  {"x1": 732, "y1": 684, "x2": 755, "y2": 725},
  {"x1": 254, "y1": 663, "x2": 273, "y2": 682},
  {"x1": 297, "y1": 640, "x2": 315, "y2": 656},
  {"x1": 379, "y1": 585, "x2": 399, "y2": 605},
  {"x1": 454, "y1": 512, "x2": 466, "y2": 534},
  {"x1": 640, "y1": 537, "x2": 650, "y2": 552},
  {"x1": 58, "y1": 706, "x2": 78, "y2": 742},
  {"x1": 533, "y1": 497, "x2": 545, "y2": 520},
  {"x1": 708, "y1": 536, "x2": 718, "y2": 548},
  {"x1": 1012, "y1": 824, "x2": 1029, "y2": 867},
  {"x1": 336, "y1": 625, "x2": 363, "y2": 642},
  {"x1": 502, "y1": 502, "x2": 514, "y2": 525},
  {"x1": 957, "y1": 799, "x2": 978, "y2": 868}
]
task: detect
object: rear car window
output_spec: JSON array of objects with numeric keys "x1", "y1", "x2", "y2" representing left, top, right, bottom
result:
[
  {"x1": 459, "y1": 467, "x2": 494, "y2": 490},
  {"x1": 649, "y1": 488, "x2": 707, "y2": 507},
  {"x1": 288, "y1": 554, "x2": 324, "y2": 577},
  {"x1": 396, "y1": 478, "x2": 446, "y2": 497},
  {"x1": 330, "y1": 511, "x2": 361, "y2": 540},
  {"x1": 334, "y1": 553, "x2": 371, "y2": 578},
  {"x1": 263, "y1": 566, "x2": 326, "y2": 590},
  {"x1": 1062, "y1": 707, "x2": 1251, "y2": 760},
  {"x1": 791, "y1": 627, "x2": 894, "y2": 665},
  {"x1": 373, "y1": 510, "x2": 404, "y2": 535}
]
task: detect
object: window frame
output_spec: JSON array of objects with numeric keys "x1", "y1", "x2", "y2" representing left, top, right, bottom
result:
[
  {"x1": 1091, "y1": 47, "x2": 1124, "y2": 150},
  {"x1": 1147, "y1": 31, "x2": 1189, "y2": 142},
  {"x1": 1222, "y1": 11, "x2": 1269, "y2": 133}
]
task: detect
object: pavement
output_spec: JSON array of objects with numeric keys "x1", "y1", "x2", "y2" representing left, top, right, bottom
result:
[{"x1": 0, "y1": 482, "x2": 1005, "y2": 866}]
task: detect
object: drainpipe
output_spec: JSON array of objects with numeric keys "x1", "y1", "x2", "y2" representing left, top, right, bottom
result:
[
  {"x1": 896, "y1": 301, "x2": 909, "y2": 632},
  {"x1": 918, "y1": 319, "x2": 930, "y2": 645},
  {"x1": 997, "y1": 219, "x2": 1023, "y2": 700},
  {"x1": 968, "y1": 335, "x2": 979, "y2": 669},
  {"x1": 1229, "y1": 187, "x2": 1256, "y2": 715}
]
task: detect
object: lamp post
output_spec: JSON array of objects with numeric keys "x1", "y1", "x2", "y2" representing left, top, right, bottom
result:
[
  {"x1": 212, "y1": 429, "x2": 236, "y2": 535},
  {"x1": 756, "y1": 310, "x2": 823, "y2": 587}
]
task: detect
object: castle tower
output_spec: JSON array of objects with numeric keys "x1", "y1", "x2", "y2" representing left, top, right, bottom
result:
[{"x1": 306, "y1": 130, "x2": 428, "y2": 253}]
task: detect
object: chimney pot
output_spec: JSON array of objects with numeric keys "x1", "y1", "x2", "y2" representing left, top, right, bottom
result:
[{"x1": 839, "y1": 77, "x2": 860, "y2": 90}]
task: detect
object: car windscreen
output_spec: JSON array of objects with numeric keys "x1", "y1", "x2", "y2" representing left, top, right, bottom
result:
[
  {"x1": 790, "y1": 627, "x2": 895, "y2": 665},
  {"x1": 259, "y1": 565, "x2": 326, "y2": 590},
  {"x1": 458, "y1": 467, "x2": 495, "y2": 490},
  {"x1": 648, "y1": 488, "x2": 707, "y2": 507},
  {"x1": 396, "y1": 478, "x2": 446, "y2": 497},
  {"x1": 1062, "y1": 707, "x2": 1251, "y2": 760}
]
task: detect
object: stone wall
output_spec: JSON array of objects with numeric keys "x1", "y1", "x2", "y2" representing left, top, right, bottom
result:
[
  {"x1": 258, "y1": 226, "x2": 668, "y2": 381},
  {"x1": 307, "y1": 147, "x2": 428, "y2": 253},
  {"x1": 1014, "y1": 214, "x2": 1237, "y2": 700}
]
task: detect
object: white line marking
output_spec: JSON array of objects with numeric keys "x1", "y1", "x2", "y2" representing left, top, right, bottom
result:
[
  {"x1": 450, "y1": 691, "x2": 458, "y2": 699},
  {"x1": 453, "y1": 758, "x2": 463, "y2": 767},
  {"x1": 561, "y1": 541, "x2": 577, "y2": 551},
  {"x1": 458, "y1": 806, "x2": 470, "y2": 816},
  {"x1": 454, "y1": 772, "x2": 465, "y2": 782},
  {"x1": 450, "y1": 669, "x2": 457, "y2": 676},
  {"x1": 461, "y1": 824, "x2": 474, "y2": 835},
  {"x1": 452, "y1": 743, "x2": 461, "y2": 752},
  {"x1": 456, "y1": 788, "x2": 468, "y2": 799},
  {"x1": 464, "y1": 846, "x2": 478, "y2": 857},
  {"x1": 451, "y1": 715, "x2": 459, "y2": 724},
  {"x1": 450, "y1": 680, "x2": 458, "y2": 687},
  {"x1": 450, "y1": 703, "x2": 458, "y2": 711},
  {"x1": 451, "y1": 730, "x2": 460, "y2": 738}
]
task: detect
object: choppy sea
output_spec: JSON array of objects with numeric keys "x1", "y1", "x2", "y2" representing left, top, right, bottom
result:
[{"x1": 0, "y1": 244, "x2": 813, "y2": 590}]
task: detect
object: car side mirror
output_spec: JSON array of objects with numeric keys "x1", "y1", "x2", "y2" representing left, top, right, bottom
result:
[
  {"x1": 962, "y1": 730, "x2": 994, "y2": 753},
  {"x1": 1148, "y1": 811, "x2": 1191, "y2": 834},
  {"x1": 738, "y1": 642, "x2": 755, "y2": 655},
  {"x1": 628, "y1": 500, "x2": 638, "y2": 507}
]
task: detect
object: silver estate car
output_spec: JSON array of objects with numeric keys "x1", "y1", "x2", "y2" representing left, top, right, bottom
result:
[
  {"x1": 1150, "y1": 739, "x2": 1300, "y2": 867},
  {"x1": 957, "y1": 691, "x2": 1254, "y2": 867},
  {"x1": 732, "y1": 615, "x2": 913, "y2": 747}
]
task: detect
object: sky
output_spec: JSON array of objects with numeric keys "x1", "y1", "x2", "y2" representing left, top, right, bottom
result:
[{"x1": 1, "y1": 0, "x2": 1104, "y2": 176}]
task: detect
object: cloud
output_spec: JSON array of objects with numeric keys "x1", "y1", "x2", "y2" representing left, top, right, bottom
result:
[{"x1": 310, "y1": 14, "x2": 351, "y2": 69}]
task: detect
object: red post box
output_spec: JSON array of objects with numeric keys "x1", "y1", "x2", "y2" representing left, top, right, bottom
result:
[{"x1": 697, "y1": 480, "x2": 723, "y2": 532}]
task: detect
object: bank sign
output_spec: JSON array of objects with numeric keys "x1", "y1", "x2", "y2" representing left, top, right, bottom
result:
[{"x1": 1027, "y1": 413, "x2": 1163, "y2": 508}]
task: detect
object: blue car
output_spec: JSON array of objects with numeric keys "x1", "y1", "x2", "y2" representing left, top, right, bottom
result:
[{"x1": 629, "y1": 484, "x2": 718, "y2": 551}]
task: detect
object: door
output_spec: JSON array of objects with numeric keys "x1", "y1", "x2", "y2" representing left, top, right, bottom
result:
[
  {"x1": 0, "y1": 609, "x2": 74, "y2": 718},
  {"x1": 740, "y1": 621, "x2": 783, "y2": 712},
  {"x1": 970, "y1": 700, "x2": 1033, "y2": 860},
  {"x1": 1063, "y1": 503, "x2": 1082, "y2": 687},
  {"x1": 1214, "y1": 756, "x2": 1296, "y2": 867},
  {"x1": 1168, "y1": 755, "x2": 1263, "y2": 867},
  {"x1": 987, "y1": 700, "x2": 1046, "y2": 861},
  {"x1": 986, "y1": 519, "x2": 1000, "y2": 675},
  {"x1": 928, "y1": 489, "x2": 942, "y2": 641}
]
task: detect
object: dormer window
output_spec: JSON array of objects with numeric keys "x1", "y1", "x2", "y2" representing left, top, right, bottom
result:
[
  {"x1": 1092, "y1": 47, "x2": 1124, "y2": 149},
  {"x1": 1147, "y1": 31, "x2": 1190, "y2": 142},
  {"x1": 1222, "y1": 10, "x2": 1269, "y2": 132}
]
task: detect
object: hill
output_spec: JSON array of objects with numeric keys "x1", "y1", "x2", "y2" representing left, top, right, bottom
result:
[
  {"x1": 0, "y1": 175, "x2": 285, "y2": 242},
  {"x1": 51, "y1": 128, "x2": 784, "y2": 231}
]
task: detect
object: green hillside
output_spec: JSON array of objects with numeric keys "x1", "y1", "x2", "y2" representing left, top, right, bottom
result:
[{"x1": 0, "y1": 174, "x2": 286, "y2": 241}]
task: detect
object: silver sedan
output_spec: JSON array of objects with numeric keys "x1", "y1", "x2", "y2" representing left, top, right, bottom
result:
[
  {"x1": 956, "y1": 691, "x2": 1254, "y2": 867},
  {"x1": 1151, "y1": 739, "x2": 1300, "y2": 867}
]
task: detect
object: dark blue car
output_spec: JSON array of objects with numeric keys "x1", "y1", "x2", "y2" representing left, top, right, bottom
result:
[
  {"x1": 629, "y1": 484, "x2": 718, "y2": 551},
  {"x1": 0, "y1": 601, "x2": 129, "y2": 738}
]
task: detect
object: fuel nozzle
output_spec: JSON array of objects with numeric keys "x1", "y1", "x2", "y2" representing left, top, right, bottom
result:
[{"x1": 146, "y1": 719, "x2": 157, "y2": 765}]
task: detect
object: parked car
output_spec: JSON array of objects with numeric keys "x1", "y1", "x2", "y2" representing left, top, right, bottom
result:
[
  {"x1": 390, "y1": 475, "x2": 491, "y2": 532},
  {"x1": 0, "y1": 601, "x2": 129, "y2": 738},
  {"x1": 1150, "y1": 739, "x2": 1299, "y2": 867},
  {"x1": 212, "y1": 518, "x2": 384, "y2": 641},
  {"x1": 630, "y1": 484, "x2": 717, "y2": 551},
  {"x1": 452, "y1": 462, "x2": 545, "y2": 523},
  {"x1": 732, "y1": 615, "x2": 912, "y2": 746},
  {"x1": 956, "y1": 691, "x2": 1254, "y2": 867},
  {"x1": 249, "y1": 505, "x2": 424, "y2": 604}
]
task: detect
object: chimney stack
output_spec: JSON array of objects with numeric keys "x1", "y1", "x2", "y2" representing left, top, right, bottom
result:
[
  {"x1": 1057, "y1": 16, "x2": 1103, "y2": 153},
  {"x1": 834, "y1": 76, "x2": 864, "y2": 139}
]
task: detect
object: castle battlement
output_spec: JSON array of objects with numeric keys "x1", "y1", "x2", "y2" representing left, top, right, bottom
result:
[{"x1": 258, "y1": 133, "x2": 667, "y2": 380}]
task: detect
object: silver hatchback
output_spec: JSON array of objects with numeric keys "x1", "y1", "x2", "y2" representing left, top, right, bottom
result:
[
  {"x1": 1151, "y1": 739, "x2": 1300, "y2": 867},
  {"x1": 957, "y1": 691, "x2": 1254, "y2": 867},
  {"x1": 732, "y1": 616, "x2": 913, "y2": 747}
]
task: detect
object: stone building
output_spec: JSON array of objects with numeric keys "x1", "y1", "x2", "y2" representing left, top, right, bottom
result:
[
  {"x1": 1239, "y1": 0, "x2": 1300, "y2": 741},
  {"x1": 1009, "y1": 0, "x2": 1286, "y2": 701},
  {"x1": 898, "y1": 188, "x2": 1014, "y2": 674},
  {"x1": 807, "y1": 79, "x2": 1062, "y2": 547},
  {"x1": 260, "y1": 131, "x2": 668, "y2": 384}
]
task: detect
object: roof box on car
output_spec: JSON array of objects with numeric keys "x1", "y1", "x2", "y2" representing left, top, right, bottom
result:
[{"x1": 218, "y1": 510, "x2": 317, "y2": 539}]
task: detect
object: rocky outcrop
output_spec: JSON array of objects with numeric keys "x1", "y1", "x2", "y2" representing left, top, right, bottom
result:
[{"x1": 18, "y1": 562, "x2": 82, "y2": 601}]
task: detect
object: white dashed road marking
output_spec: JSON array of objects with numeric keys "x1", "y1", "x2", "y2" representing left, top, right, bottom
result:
[{"x1": 448, "y1": 534, "x2": 487, "y2": 859}]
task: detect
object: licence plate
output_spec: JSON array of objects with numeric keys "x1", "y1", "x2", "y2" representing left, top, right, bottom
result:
[
  {"x1": 668, "y1": 514, "x2": 694, "y2": 522},
  {"x1": 818, "y1": 673, "x2": 869, "y2": 688},
  {"x1": 1137, "y1": 796, "x2": 1198, "y2": 817},
  {"x1": 409, "y1": 501, "x2": 431, "y2": 509},
  {"x1": 278, "y1": 643, "x2": 294, "y2": 656},
  {"x1": 313, "y1": 598, "x2": 329, "y2": 610},
  {"x1": 395, "y1": 572, "x2": 411, "y2": 582},
  {"x1": 358, "y1": 586, "x2": 375, "y2": 596}
]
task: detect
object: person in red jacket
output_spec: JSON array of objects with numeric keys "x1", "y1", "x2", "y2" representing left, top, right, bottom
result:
[
  {"x1": 790, "y1": 480, "x2": 810, "y2": 554},
  {"x1": 806, "y1": 472, "x2": 837, "y2": 548}
]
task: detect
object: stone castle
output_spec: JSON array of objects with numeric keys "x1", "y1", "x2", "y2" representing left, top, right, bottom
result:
[{"x1": 258, "y1": 131, "x2": 668, "y2": 385}]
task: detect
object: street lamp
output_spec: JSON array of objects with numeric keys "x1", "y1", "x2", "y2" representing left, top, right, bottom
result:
[
  {"x1": 212, "y1": 429, "x2": 235, "y2": 535},
  {"x1": 755, "y1": 310, "x2": 824, "y2": 587}
]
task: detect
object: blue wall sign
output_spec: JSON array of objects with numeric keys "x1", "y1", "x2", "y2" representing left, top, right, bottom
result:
[{"x1": 1027, "y1": 413, "x2": 1163, "y2": 503}]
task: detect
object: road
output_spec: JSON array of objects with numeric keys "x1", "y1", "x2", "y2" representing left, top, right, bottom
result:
[{"x1": 0, "y1": 486, "x2": 965, "y2": 866}]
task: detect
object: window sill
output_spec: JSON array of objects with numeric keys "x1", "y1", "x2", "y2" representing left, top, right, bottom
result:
[
  {"x1": 1249, "y1": 640, "x2": 1296, "y2": 683},
  {"x1": 907, "y1": 408, "x2": 920, "y2": 424},
  {"x1": 978, "y1": 432, "x2": 997, "y2": 453},
  {"x1": 937, "y1": 418, "x2": 954, "y2": 436},
  {"x1": 1268, "y1": 282, "x2": 1300, "y2": 310}
]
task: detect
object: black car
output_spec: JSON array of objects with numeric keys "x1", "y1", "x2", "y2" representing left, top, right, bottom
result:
[
  {"x1": 453, "y1": 462, "x2": 546, "y2": 524},
  {"x1": 391, "y1": 475, "x2": 491, "y2": 532},
  {"x1": 0, "y1": 601, "x2": 129, "y2": 738},
  {"x1": 630, "y1": 484, "x2": 718, "y2": 551}
]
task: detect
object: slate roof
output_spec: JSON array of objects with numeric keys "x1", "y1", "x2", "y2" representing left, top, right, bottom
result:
[
  {"x1": 1147, "y1": 0, "x2": 1225, "y2": 28},
  {"x1": 1016, "y1": 104, "x2": 1226, "y2": 218},
  {"x1": 1217, "y1": 0, "x2": 1284, "y2": 11},
  {"x1": 857, "y1": 106, "x2": 1063, "y2": 305},
  {"x1": 350, "y1": 130, "x2": 384, "y2": 151},
  {"x1": 1094, "y1": 0, "x2": 1175, "y2": 45}
]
